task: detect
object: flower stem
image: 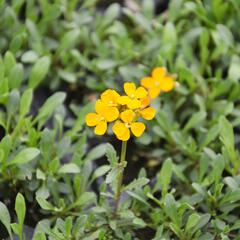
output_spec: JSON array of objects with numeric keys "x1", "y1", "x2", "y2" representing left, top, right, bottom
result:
[{"x1": 114, "y1": 140, "x2": 127, "y2": 215}]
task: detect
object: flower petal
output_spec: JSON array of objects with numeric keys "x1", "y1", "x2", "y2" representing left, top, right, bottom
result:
[
  {"x1": 127, "y1": 99, "x2": 141, "y2": 109},
  {"x1": 103, "y1": 107, "x2": 119, "y2": 122},
  {"x1": 120, "y1": 110, "x2": 135, "y2": 123},
  {"x1": 130, "y1": 122, "x2": 146, "y2": 137},
  {"x1": 94, "y1": 121, "x2": 107, "y2": 135},
  {"x1": 101, "y1": 89, "x2": 120, "y2": 106},
  {"x1": 149, "y1": 87, "x2": 161, "y2": 99},
  {"x1": 112, "y1": 122, "x2": 129, "y2": 140},
  {"x1": 118, "y1": 129, "x2": 130, "y2": 141},
  {"x1": 135, "y1": 87, "x2": 148, "y2": 98},
  {"x1": 140, "y1": 97, "x2": 150, "y2": 108},
  {"x1": 140, "y1": 107, "x2": 156, "y2": 120},
  {"x1": 152, "y1": 67, "x2": 166, "y2": 80},
  {"x1": 85, "y1": 113, "x2": 100, "y2": 126},
  {"x1": 141, "y1": 77, "x2": 155, "y2": 88},
  {"x1": 118, "y1": 96, "x2": 131, "y2": 105},
  {"x1": 160, "y1": 76, "x2": 175, "y2": 92},
  {"x1": 95, "y1": 100, "x2": 107, "y2": 115},
  {"x1": 124, "y1": 82, "x2": 136, "y2": 97}
]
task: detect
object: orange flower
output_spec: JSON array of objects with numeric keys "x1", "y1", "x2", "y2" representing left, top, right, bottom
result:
[
  {"x1": 86, "y1": 100, "x2": 119, "y2": 135},
  {"x1": 140, "y1": 96, "x2": 151, "y2": 109},
  {"x1": 118, "y1": 82, "x2": 148, "y2": 109},
  {"x1": 141, "y1": 67, "x2": 175, "y2": 98},
  {"x1": 112, "y1": 109, "x2": 146, "y2": 141}
]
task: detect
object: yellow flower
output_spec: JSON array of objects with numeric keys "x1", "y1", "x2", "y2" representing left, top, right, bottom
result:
[
  {"x1": 112, "y1": 109, "x2": 146, "y2": 141},
  {"x1": 140, "y1": 96, "x2": 151, "y2": 109},
  {"x1": 141, "y1": 67, "x2": 175, "y2": 98},
  {"x1": 139, "y1": 107, "x2": 156, "y2": 120},
  {"x1": 118, "y1": 82, "x2": 148, "y2": 109},
  {"x1": 100, "y1": 89, "x2": 120, "y2": 107},
  {"x1": 86, "y1": 100, "x2": 119, "y2": 135}
]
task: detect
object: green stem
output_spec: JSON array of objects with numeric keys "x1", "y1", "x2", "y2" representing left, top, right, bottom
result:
[{"x1": 114, "y1": 140, "x2": 127, "y2": 215}]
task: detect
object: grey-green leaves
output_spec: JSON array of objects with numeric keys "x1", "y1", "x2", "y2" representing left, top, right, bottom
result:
[
  {"x1": 29, "y1": 56, "x2": 51, "y2": 89},
  {"x1": 34, "y1": 92, "x2": 66, "y2": 127},
  {"x1": 219, "y1": 116, "x2": 238, "y2": 173},
  {"x1": 155, "y1": 158, "x2": 173, "y2": 196},
  {"x1": 20, "y1": 88, "x2": 33, "y2": 117},
  {"x1": 0, "y1": 202, "x2": 12, "y2": 239},
  {"x1": 8, "y1": 148, "x2": 40, "y2": 166},
  {"x1": 14, "y1": 193, "x2": 26, "y2": 240}
]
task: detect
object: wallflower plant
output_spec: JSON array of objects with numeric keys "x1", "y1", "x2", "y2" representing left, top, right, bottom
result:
[{"x1": 86, "y1": 67, "x2": 176, "y2": 214}]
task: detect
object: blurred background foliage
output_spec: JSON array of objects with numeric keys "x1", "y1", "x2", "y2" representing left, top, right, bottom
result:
[{"x1": 0, "y1": 0, "x2": 240, "y2": 239}]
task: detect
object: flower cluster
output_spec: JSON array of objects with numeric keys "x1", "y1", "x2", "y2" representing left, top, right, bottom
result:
[{"x1": 86, "y1": 67, "x2": 176, "y2": 141}]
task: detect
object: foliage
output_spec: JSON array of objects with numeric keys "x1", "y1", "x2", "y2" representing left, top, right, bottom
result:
[{"x1": 0, "y1": 0, "x2": 240, "y2": 239}]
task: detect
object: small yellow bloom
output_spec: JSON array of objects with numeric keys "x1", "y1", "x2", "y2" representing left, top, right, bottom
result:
[
  {"x1": 100, "y1": 89, "x2": 120, "y2": 107},
  {"x1": 139, "y1": 107, "x2": 156, "y2": 120},
  {"x1": 86, "y1": 100, "x2": 119, "y2": 135},
  {"x1": 140, "y1": 96, "x2": 151, "y2": 109},
  {"x1": 118, "y1": 82, "x2": 148, "y2": 109},
  {"x1": 141, "y1": 67, "x2": 175, "y2": 98},
  {"x1": 112, "y1": 109, "x2": 146, "y2": 141}
]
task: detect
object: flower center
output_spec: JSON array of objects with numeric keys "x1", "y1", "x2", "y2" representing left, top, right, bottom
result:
[
  {"x1": 155, "y1": 81, "x2": 160, "y2": 87},
  {"x1": 130, "y1": 94, "x2": 135, "y2": 98},
  {"x1": 125, "y1": 123, "x2": 130, "y2": 128},
  {"x1": 109, "y1": 100, "x2": 113, "y2": 104}
]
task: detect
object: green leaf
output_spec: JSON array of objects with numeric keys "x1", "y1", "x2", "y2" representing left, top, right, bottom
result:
[
  {"x1": 200, "y1": 124, "x2": 219, "y2": 148},
  {"x1": 224, "y1": 177, "x2": 239, "y2": 191},
  {"x1": 184, "y1": 111, "x2": 206, "y2": 131},
  {"x1": 219, "y1": 116, "x2": 234, "y2": 149},
  {"x1": 126, "y1": 191, "x2": 150, "y2": 206},
  {"x1": 75, "y1": 192, "x2": 96, "y2": 207},
  {"x1": 164, "y1": 194, "x2": 180, "y2": 226},
  {"x1": 192, "y1": 183, "x2": 206, "y2": 196},
  {"x1": 15, "y1": 193, "x2": 26, "y2": 227},
  {"x1": 68, "y1": 102, "x2": 94, "y2": 137},
  {"x1": 4, "y1": 51, "x2": 16, "y2": 75},
  {"x1": 29, "y1": 56, "x2": 51, "y2": 89},
  {"x1": 219, "y1": 116, "x2": 237, "y2": 170},
  {"x1": 84, "y1": 144, "x2": 107, "y2": 162},
  {"x1": 58, "y1": 70, "x2": 76, "y2": 83},
  {"x1": 11, "y1": 223, "x2": 20, "y2": 236},
  {"x1": 0, "y1": 201, "x2": 12, "y2": 239},
  {"x1": 9, "y1": 148, "x2": 40, "y2": 166},
  {"x1": 36, "y1": 197, "x2": 55, "y2": 211},
  {"x1": 0, "y1": 149, "x2": 4, "y2": 163},
  {"x1": 9, "y1": 63, "x2": 24, "y2": 89},
  {"x1": 106, "y1": 166, "x2": 120, "y2": 184},
  {"x1": 220, "y1": 189, "x2": 240, "y2": 204},
  {"x1": 59, "y1": 29, "x2": 80, "y2": 51},
  {"x1": 193, "y1": 214, "x2": 211, "y2": 232},
  {"x1": 35, "y1": 92, "x2": 66, "y2": 124},
  {"x1": 124, "y1": 177, "x2": 149, "y2": 191},
  {"x1": 133, "y1": 217, "x2": 147, "y2": 227},
  {"x1": 157, "y1": 158, "x2": 172, "y2": 196},
  {"x1": 169, "y1": 223, "x2": 182, "y2": 238},
  {"x1": 228, "y1": 55, "x2": 240, "y2": 81},
  {"x1": 20, "y1": 88, "x2": 33, "y2": 117},
  {"x1": 106, "y1": 143, "x2": 118, "y2": 166},
  {"x1": 58, "y1": 163, "x2": 80, "y2": 174},
  {"x1": 7, "y1": 89, "x2": 20, "y2": 115},
  {"x1": 33, "y1": 233, "x2": 46, "y2": 240},
  {"x1": 92, "y1": 165, "x2": 111, "y2": 180},
  {"x1": 21, "y1": 50, "x2": 38, "y2": 63},
  {"x1": 186, "y1": 213, "x2": 200, "y2": 232},
  {"x1": 95, "y1": 59, "x2": 118, "y2": 70},
  {"x1": 217, "y1": 24, "x2": 234, "y2": 47}
]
